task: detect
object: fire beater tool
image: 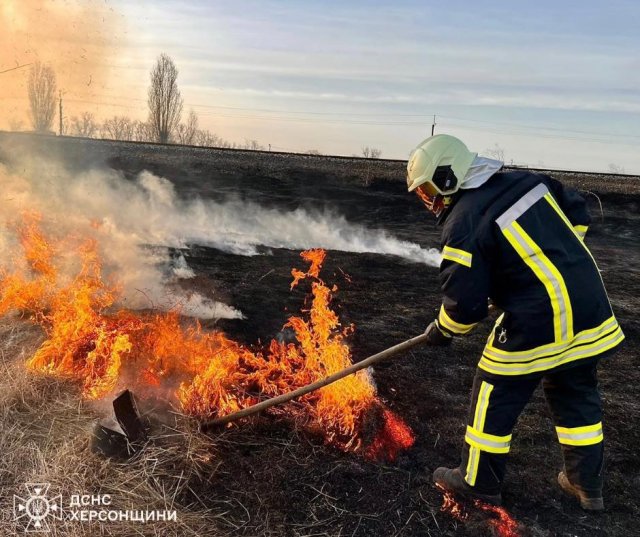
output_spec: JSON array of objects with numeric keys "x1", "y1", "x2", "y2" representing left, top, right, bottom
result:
[{"x1": 200, "y1": 332, "x2": 429, "y2": 432}]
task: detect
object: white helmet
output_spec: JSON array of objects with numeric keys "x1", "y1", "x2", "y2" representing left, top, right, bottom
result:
[{"x1": 407, "y1": 134, "x2": 476, "y2": 216}]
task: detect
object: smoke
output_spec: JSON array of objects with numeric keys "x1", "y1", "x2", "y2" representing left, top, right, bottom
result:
[
  {"x1": 127, "y1": 171, "x2": 441, "y2": 265},
  {"x1": 0, "y1": 159, "x2": 244, "y2": 320},
  {"x1": 0, "y1": 0, "x2": 123, "y2": 129},
  {"x1": 0, "y1": 153, "x2": 440, "y2": 318},
  {"x1": 160, "y1": 183, "x2": 442, "y2": 266}
]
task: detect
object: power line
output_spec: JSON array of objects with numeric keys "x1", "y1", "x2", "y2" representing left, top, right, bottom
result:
[
  {"x1": 439, "y1": 115, "x2": 638, "y2": 140},
  {"x1": 0, "y1": 63, "x2": 32, "y2": 75},
  {"x1": 75, "y1": 91, "x2": 640, "y2": 140},
  {"x1": 59, "y1": 95, "x2": 640, "y2": 146}
]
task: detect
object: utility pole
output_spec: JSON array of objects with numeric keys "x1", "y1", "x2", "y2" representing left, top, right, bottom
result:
[
  {"x1": 431, "y1": 115, "x2": 436, "y2": 136},
  {"x1": 59, "y1": 91, "x2": 63, "y2": 136}
]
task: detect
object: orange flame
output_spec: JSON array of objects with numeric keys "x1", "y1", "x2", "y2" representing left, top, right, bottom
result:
[
  {"x1": 0, "y1": 214, "x2": 415, "y2": 460},
  {"x1": 474, "y1": 501, "x2": 519, "y2": 537},
  {"x1": 437, "y1": 485, "x2": 520, "y2": 537}
]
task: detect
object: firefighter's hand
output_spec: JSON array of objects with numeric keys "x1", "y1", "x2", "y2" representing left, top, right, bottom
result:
[{"x1": 424, "y1": 321, "x2": 453, "y2": 346}]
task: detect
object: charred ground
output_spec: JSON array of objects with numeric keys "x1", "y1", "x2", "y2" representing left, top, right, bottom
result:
[{"x1": 1, "y1": 133, "x2": 639, "y2": 536}]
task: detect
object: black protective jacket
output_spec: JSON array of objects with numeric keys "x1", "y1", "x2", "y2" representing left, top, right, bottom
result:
[{"x1": 436, "y1": 170, "x2": 623, "y2": 376}]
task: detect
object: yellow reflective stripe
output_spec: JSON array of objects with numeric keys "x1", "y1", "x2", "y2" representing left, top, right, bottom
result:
[
  {"x1": 559, "y1": 435, "x2": 604, "y2": 447},
  {"x1": 438, "y1": 305, "x2": 477, "y2": 335},
  {"x1": 442, "y1": 246, "x2": 472, "y2": 268},
  {"x1": 556, "y1": 422, "x2": 603, "y2": 446},
  {"x1": 574, "y1": 225, "x2": 588, "y2": 240},
  {"x1": 544, "y1": 194, "x2": 592, "y2": 251},
  {"x1": 473, "y1": 382, "x2": 493, "y2": 431},
  {"x1": 465, "y1": 426, "x2": 512, "y2": 454},
  {"x1": 484, "y1": 316, "x2": 617, "y2": 361},
  {"x1": 556, "y1": 423, "x2": 602, "y2": 434},
  {"x1": 544, "y1": 193, "x2": 615, "y2": 313},
  {"x1": 466, "y1": 447, "x2": 480, "y2": 486},
  {"x1": 465, "y1": 381, "x2": 493, "y2": 486},
  {"x1": 503, "y1": 221, "x2": 573, "y2": 341},
  {"x1": 479, "y1": 326, "x2": 624, "y2": 375}
]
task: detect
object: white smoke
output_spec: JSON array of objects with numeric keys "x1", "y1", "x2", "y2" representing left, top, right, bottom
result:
[
  {"x1": 0, "y1": 158, "x2": 440, "y2": 319},
  {"x1": 0, "y1": 161, "x2": 243, "y2": 319},
  {"x1": 127, "y1": 171, "x2": 441, "y2": 265}
]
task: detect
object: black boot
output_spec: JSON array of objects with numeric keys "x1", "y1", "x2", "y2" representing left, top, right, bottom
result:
[
  {"x1": 558, "y1": 471, "x2": 604, "y2": 511},
  {"x1": 433, "y1": 467, "x2": 502, "y2": 505}
]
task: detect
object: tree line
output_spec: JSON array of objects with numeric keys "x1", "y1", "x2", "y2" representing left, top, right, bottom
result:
[{"x1": 16, "y1": 53, "x2": 381, "y2": 157}]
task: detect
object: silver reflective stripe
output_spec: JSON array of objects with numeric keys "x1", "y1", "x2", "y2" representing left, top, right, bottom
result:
[
  {"x1": 476, "y1": 383, "x2": 491, "y2": 428},
  {"x1": 481, "y1": 327, "x2": 624, "y2": 374},
  {"x1": 505, "y1": 223, "x2": 570, "y2": 341},
  {"x1": 465, "y1": 429, "x2": 511, "y2": 450},
  {"x1": 442, "y1": 249, "x2": 471, "y2": 266},
  {"x1": 484, "y1": 316, "x2": 618, "y2": 362},
  {"x1": 496, "y1": 183, "x2": 549, "y2": 230},
  {"x1": 466, "y1": 447, "x2": 479, "y2": 483},
  {"x1": 557, "y1": 429, "x2": 602, "y2": 442}
]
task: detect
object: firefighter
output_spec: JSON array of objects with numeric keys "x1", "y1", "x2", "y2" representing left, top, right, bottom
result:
[{"x1": 408, "y1": 134, "x2": 624, "y2": 511}]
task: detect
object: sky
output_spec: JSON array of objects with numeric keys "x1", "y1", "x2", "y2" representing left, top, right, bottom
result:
[{"x1": 2, "y1": 0, "x2": 640, "y2": 173}]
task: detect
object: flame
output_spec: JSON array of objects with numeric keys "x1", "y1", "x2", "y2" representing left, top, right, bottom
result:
[
  {"x1": 437, "y1": 484, "x2": 520, "y2": 537},
  {"x1": 0, "y1": 213, "x2": 414, "y2": 459},
  {"x1": 364, "y1": 408, "x2": 415, "y2": 460},
  {"x1": 474, "y1": 501, "x2": 519, "y2": 537},
  {"x1": 290, "y1": 248, "x2": 325, "y2": 289},
  {"x1": 437, "y1": 487, "x2": 468, "y2": 521}
]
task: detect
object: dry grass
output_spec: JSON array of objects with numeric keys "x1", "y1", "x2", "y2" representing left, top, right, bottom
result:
[{"x1": 0, "y1": 317, "x2": 228, "y2": 536}]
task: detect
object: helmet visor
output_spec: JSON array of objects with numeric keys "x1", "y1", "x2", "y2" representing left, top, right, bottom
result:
[
  {"x1": 415, "y1": 183, "x2": 448, "y2": 217},
  {"x1": 415, "y1": 181, "x2": 439, "y2": 198}
]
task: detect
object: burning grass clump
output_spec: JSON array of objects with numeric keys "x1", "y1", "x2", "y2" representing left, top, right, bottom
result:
[
  {"x1": 0, "y1": 213, "x2": 414, "y2": 460},
  {"x1": 0, "y1": 318, "x2": 225, "y2": 536}
]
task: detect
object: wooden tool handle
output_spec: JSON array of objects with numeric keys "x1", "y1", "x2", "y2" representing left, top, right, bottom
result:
[{"x1": 200, "y1": 332, "x2": 429, "y2": 431}]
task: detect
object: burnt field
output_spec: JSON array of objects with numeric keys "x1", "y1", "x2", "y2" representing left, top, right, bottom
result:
[{"x1": 1, "y1": 133, "x2": 639, "y2": 536}]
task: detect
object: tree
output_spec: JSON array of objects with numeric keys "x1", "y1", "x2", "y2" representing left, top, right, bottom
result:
[
  {"x1": 147, "y1": 53, "x2": 183, "y2": 143},
  {"x1": 28, "y1": 61, "x2": 57, "y2": 132},
  {"x1": 362, "y1": 146, "x2": 382, "y2": 158},
  {"x1": 608, "y1": 163, "x2": 625, "y2": 174},
  {"x1": 485, "y1": 143, "x2": 505, "y2": 161},
  {"x1": 70, "y1": 112, "x2": 98, "y2": 138},
  {"x1": 242, "y1": 138, "x2": 264, "y2": 150},
  {"x1": 195, "y1": 129, "x2": 217, "y2": 147},
  {"x1": 132, "y1": 120, "x2": 152, "y2": 142},
  {"x1": 101, "y1": 116, "x2": 134, "y2": 140},
  {"x1": 306, "y1": 149, "x2": 322, "y2": 155},
  {"x1": 8, "y1": 118, "x2": 24, "y2": 131},
  {"x1": 174, "y1": 109, "x2": 198, "y2": 145}
]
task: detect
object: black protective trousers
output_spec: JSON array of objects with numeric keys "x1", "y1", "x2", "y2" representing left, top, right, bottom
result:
[{"x1": 459, "y1": 360, "x2": 604, "y2": 496}]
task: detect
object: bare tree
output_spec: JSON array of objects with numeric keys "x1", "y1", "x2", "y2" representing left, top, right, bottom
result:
[
  {"x1": 192, "y1": 129, "x2": 237, "y2": 148},
  {"x1": 174, "y1": 109, "x2": 198, "y2": 145},
  {"x1": 147, "y1": 54, "x2": 183, "y2": 143},
  {"x1": 28, "y1": 62, "x2": 57, "y2": 132},
  {"x1": 485, "y1": 143, "x2": 505, "y2": 161},
  {"x1": 8, "y1": 118, "x2": 24, "y2": 131},
  {"x1": 70, "y1": 112, "x2": 98, "y2": 138},
  {"x1": 608, "y1": 163, "x2": 625, "y2": 174},
  {"x1": 361, "y1": 146, "x2": 382, "y2": 158},
  {"x1": 101, "y1": 116, "x2": 134, "y2": 140},
  {"x1": 132, "y1": 120, "x2": 152, "y2": 142},
  {"x1": 242, "y1": 138, "x2": 264, "y2": 150},
  {"x1": 195, "y1": 129, "x2": 217, "y2": 147},
  {"x1": 306, "y1": 149, "x2": 322, "y2": 155}
]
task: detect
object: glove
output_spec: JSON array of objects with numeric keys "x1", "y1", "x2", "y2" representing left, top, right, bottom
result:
[{"x1": 424, "y1": 320, "x2": 453, "y2": 346}]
